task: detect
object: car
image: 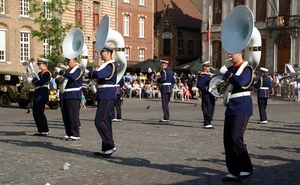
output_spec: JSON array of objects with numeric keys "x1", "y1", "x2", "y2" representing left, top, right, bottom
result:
[{"x1": 0, "y1": 71, "x2": 35, "y2": 108}]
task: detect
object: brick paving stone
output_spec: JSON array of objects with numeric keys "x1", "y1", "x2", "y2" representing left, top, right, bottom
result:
[{"x1": 0, "y1": 96, "x2": 299, "y2": 185}]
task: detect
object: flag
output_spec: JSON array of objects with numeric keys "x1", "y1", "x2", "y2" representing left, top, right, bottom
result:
[
  {"x1": 206, "y1": 21, "x2": 211, "y2": 42},
  {"x1": 206, "y1": 6, "x2": 212, "y2": 42}
]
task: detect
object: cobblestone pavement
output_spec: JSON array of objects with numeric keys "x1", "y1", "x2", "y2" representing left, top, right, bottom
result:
[{"x1": 0, "y1": 96, "x2": 300, "y2": 185}]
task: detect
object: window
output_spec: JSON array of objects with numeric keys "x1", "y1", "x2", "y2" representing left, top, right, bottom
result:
[
  {"x1": 20, "y1": 0, "x2": 29, "y2": 17},
  {"x1": 43, "y1": 0, "x2": 52, "y2": 20},
  {"x1": 178, "y1": 31, "x2": 183, "y2": 53},
  {"x1": 163, "y1": 39, "x2": 171, "y2": 56},
  {"x1": 234, "y1": 0, "x2": 245, "y2": 6},
  {"x1": 75, "y1": 0, "x2": 82, "y2": 27},
  {"x1": 0, "y1": 29, "x2": 5, "y2": 62},
  {"x1": 123, "y1": 0, "x2": 130, "y2": 3},
  {"x1": 138, "y1": 48, "x2": 144, "y2": 61},
  {"x1": 139, "y1": 17, "x2": 145, "y2": 38},
  {"x1": 43, "y1": 39, "x2": 51, "y2": 56},
  {"x1": 93, "y1": 2, "x2": 100, "y2": 29},
  {"x1": 213, "y1": 0, "x2": 222, "y2": 24},
  {"x1": 256, "y1": 0, "x2": 267, "y2": 21},
  {"x1": 212, "y1": 40, "x2": 222, "y2": 68},
  {"x1": 188, "y1": 40, "x2": 194, "y2": 54},
  {"x1": 20, "y1": 31, "x2": 30, "y2": 63},
  {"x1": 163, "y1": 22, "x2": 171, "y2": 32},
  {"x1": 125, "y1": 48, "x2": 129, "y2": 61},
  {"x1": 93, "y1": 41, "x2": 97, "y2": 62},
  {"x1": 123, "y1": 14, "x2": 130, "y2": 36},
  {"x1": 0, "y1": 0, "x2": 5, "y2": 14},
  {"x1": 279, "y1": 0, "x2": 291, "y2": 26},
  {"x1": 259, "y1": 38, "x2": 266, "y2": 68},
  {"x1": 139, "y1": 0, "x2": 145, "y2": 6}
]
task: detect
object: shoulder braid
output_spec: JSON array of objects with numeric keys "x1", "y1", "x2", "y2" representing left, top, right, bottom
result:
[
  {"x1": 105, "y1": 63, "x2": 115, "y2": 80},
  {"x1": 162, "y1": 70, "x2": 166, "y2": 81},
  {"x1": 241, "y1": 65, "x2": 254, "y2": 89},
  {"x1": 75, "y1": 68, "x2": 83, "y2": 81},
  {"x1": 42, "y1": 70, "x2": 51, "y2": 85}
]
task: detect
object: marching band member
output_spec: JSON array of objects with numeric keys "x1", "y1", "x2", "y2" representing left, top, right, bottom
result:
[
  {"x1": 221, "y1": 51, "x2": 253, "y2": 182},
  {"x1": 30, "y1": 58, "x2": 51, "y2": 136},
  {"x1": 156, "y1": 60, "x2": 175, "y2": 122},
  {"x1": 111, "y1": 77, "x2": 125, "y2": 122},
  {"x1": 54, "y1": 57, "x2": 83, "y2": 141},
  {"x1": 88, "y1": 46, "x2": 117, "y2": 157},
  {"x1": 196, "y1": 61, "x2": 215, "y2": 129},
  {"x1": 253, "y1": 67, "x2": 272, "y2": 124}
]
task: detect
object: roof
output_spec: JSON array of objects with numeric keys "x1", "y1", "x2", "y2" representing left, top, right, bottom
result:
[{"x1": 155, "y1": 0, "x2": 202, "y2": 29}]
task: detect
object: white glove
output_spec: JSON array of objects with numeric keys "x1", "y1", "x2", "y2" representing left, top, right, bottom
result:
[
  {"x1": 54, "y1": 67, "x2": 61, "y2": 73},
  {"x1": 220, "y1": 65, "x2": 228, "y2": 74},
  {"x1": 84, "y1": 69, "x2": 90, "y2": 75},
  {"x1": 27, "y1": 77, "x2": 33, "y2": 82}
]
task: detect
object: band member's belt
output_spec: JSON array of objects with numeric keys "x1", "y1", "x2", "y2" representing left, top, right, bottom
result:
[
  {"x1": 230, "y1": 91, "x2": 251, "y2": 99},
  {"x1": 64, "y1": 87, "x2": 81, "y2": 92},
  {"x1": 259, "y1": 87, "x2": 269, "y2": 90},
  {"x1": 98, "y1": 84, "x2": 117, "y2": 88},
  {"x1": 34, "y1": 85, "x2": 48, "y2": 90},
  {"x1": 162, "y1": 83, "x2": 171, "y2": 85}
]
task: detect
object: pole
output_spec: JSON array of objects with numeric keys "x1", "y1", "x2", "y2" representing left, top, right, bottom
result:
[{"x1": 208, "y1": 6, "x2": 212, "y2": 62}]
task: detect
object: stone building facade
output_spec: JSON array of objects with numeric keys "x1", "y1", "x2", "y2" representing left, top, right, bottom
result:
[{"x1": 202, "y1": 0, "x2": 300, "y2": 74}]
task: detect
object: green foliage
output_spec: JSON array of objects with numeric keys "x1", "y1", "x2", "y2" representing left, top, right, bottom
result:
[{"x1": 28, "y1": 0, "x2": 73, "y2": 65}]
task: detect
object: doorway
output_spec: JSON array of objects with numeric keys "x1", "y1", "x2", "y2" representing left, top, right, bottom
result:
[{"x1": 277, "y1": 35, "x2": 291, "y2": 74}]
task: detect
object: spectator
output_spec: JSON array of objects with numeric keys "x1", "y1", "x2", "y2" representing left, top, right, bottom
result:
[
  {"x1": 271, "y1": 72, "x2": 281, "y2": 96},
  {"x1": 143, "y1": 80, "x2": 153, "y2": 98},
  {"x1": 182, "y1": 82, "x2": 192, "y2": 100}
]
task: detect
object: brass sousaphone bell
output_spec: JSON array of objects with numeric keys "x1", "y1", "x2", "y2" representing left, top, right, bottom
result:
[{"x1": 208, "y1": 5, "x2": 262, "y2": 106}]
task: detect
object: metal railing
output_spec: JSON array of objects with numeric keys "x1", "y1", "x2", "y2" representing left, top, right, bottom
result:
[{"x1": 266, "y1": 15, "x2": 300, "y2": 29}]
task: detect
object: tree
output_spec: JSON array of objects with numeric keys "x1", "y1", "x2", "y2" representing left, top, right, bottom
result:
[{"x1": 28, "y1": 0, "x2": 73, "y2": 65}]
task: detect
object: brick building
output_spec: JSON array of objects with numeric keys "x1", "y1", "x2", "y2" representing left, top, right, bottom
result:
[
  {"x1": 154, "y1": 0, "x2": 202, "y2": 67},
  {"x1": 117, "y1": 0, "x2": 154, "y2": 66},
  {"x1": 0, "y1": 0, "x2": 116, "y2": 72},
  {"x1": 0, "y1": 0, "x2": 42, "y2": 72}
]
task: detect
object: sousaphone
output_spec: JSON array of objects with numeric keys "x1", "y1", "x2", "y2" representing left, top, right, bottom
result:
[
  {"x1": 209, "y1": 5, "x2": 261, "y2": 106},
  {"x1": 90, "y1": 15, "x2": 127, "y2": 94},
  {"x1": 60, "y1": 28, "x2": 88, "y2": 93}
]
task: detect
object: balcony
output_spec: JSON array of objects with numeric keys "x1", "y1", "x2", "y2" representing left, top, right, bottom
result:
[{"x1": 266, "y1": 15, "x2": 300, "y2": 29}]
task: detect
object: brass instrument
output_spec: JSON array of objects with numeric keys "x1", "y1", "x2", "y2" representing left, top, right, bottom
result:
[
  {"x1": 153, "y1": 69, "x2": 162, "y2": 91},
  {"x1": 90, "y1": 15, "x2": 127, "y2": 94},
  {"x1": 22, "y1": 58, "x2": 40, "y2": 88},
  {"x1": 209, "y1": 5, "x2": 261, "y2": 106},
  {"x1": 61, "y1": 28, "x2": 88, "y2": 93},
  {"x1": 57, "y1": 63, "x2": 69, "y2": 70}
]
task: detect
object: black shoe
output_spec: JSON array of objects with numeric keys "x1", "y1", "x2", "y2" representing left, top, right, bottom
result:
[
  {"x1": 203, "y1": 125, "x2": 214, "y2": 129},
  {"x1": 222, "y1": 177, "x2": 240, "y2": 182},
  {"x1": 33, "y1": 132, "x2": 49, "y2": 136},
  {"x1": 238, "y1": 172, "x2": 252, "y2": 180},
  {"x1": 222, "y1": 174, "x2": 239, "y2": 182},
  {"x1": 94, "y1": 147, "x2": 116, "y2": 157}
]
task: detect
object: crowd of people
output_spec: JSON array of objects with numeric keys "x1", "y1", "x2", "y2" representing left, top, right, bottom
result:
[{"x1": 120, "y1": 71, "x2": 202, "y2": 101}]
